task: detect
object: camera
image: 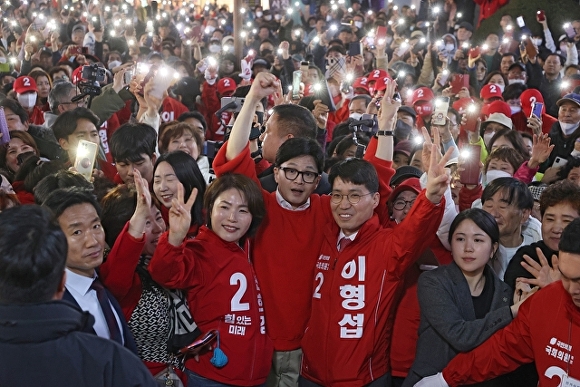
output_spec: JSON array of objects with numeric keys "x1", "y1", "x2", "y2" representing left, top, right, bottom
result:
[{"x1": 81, "y1": 64, "x2": 106, "y2": 84}]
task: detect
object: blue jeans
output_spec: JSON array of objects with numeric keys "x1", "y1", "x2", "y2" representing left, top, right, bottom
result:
[{"x1": 186, "y1": 370, "x2": 266, "y2": 387}]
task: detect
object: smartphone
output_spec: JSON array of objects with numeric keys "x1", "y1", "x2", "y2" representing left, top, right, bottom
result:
[
  {"x1": 179, "y1": 330, "x2": 218, "y2": 356},
  {"x1": 0, "y1": 107, "x2": 9, "y2": 145},
  {"x1": 450, "y1": 74, "x2": 469, "y2": 94},
  {"x1": 74, "y1": 140, "x2": 98, "y2": 182},
  {"x1": 537, "y1": 10, "x2": 546, "y2": 22},
  {"x1": 348, "y1": 41, "x2": 363, "y2": 56},
  {"x1": 376, "y1": 26, "x2": 387, "y2": 42},
  {"x1": 531, "y1": 102, "x2": 543, "y2": 118},
  {"x1": 468, "y1": 46, "x2": 481, "y2": 59},
  {"x1": 432, "y1": 97, "x2": 450, "y2": 126},
  {"x1": 564, "y1": 23, "x2": 576, "y2": 41},
  {"x1": 524, "y1": 37, "x2": 538, "y2": 58},
  {"x1": 191, "y1": 25, "x2": 203, "y2": 41},
  {"x1": 438, "y1": 69, "x2": 450, "y2": 86},
  {"x1": 123, "y1": 67, "x2": 134, "y2": 86},
  {"x1": 292, "y1": 70, "x2": 302, "y2": 100},
  {"x1": 316, "y1": 80, "x2": 337, "y2": 112},
  {"x1": 459, "y1": 145, "x2": 481, "y2": 185},
  {"x1": 395, "y1": 41, "x2": 409, "y2": 57},
  {"x1": 463, "y1": 106, "x2": 479, "y2": 133},
  {"x1": 300, "y1": 61, "x2": 309, "y2": 73},
  {"x1": 220, "y1": 96, "x2": 245, "y2": 112},
  {"x1": 553, "y1": 156, "x2": 568, "y2": 168},
  {"x1": 516, "y1": 16, "x2": 525, "y2": 28},
  {"x1": 151, "y1": 0, "x2": 158, "y2": 17}
]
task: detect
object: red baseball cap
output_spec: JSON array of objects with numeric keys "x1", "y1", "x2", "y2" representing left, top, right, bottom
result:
[
  {"x1": 480, "y1": 83, "x2": 504, "y2": 102},
  {"x1": 367, "y1": 69, "x2": 388, "y2": 82},
  {"x1": 481, "y1": 100, "x2": 511, "y2": 118},
  {"x1": 352, "y1": 77, "x2": 369, "y2": 93},
  {"x1": 217, "y1": 77, "x2": 237, "y2": 96},
  {"x1": 13, "y1": 76, "x2": 37, "y2": 94},
  {"x1": 520, "y1": 88, "x2": 544, "y2": 117},
  {"x1": 388, "y1": 177, "x2": 422, "y2": 203},
  {"x1": 452, "y1": 97, "x2": 475, "y2": 114},
  {"x1": 71, "y1": 67, "x2": 83, "y2": 85},
  {"x1": 411, "y1": 87, "x2": 434, "y2": 105}
]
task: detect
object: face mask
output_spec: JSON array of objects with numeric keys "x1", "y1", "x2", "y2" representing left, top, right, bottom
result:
[
  {"x1": 532, "y1": 38, "x2": 542, "y2": 46},
  {"x1": 108, "y1": 60, "x2": 121, "y2": 70},
  {"x1": 495, "y1": 83, "x2": 505, "y2": 93},
  {"x1": 17, "y1": 93, "x2": 37, "y2": 109},
  {"x1": 485, "y1": 169, "x2": 512, "y2": 185},
  {"x1": 445, "y1": 43, "x2": 454, "y2": 52},
  {"x1": 0, "y1": 57, "x2": 6, "y2": 64},
  {"x1": 560, "y1": 121, "x2": 580, "y2": 135},
  {"x1": 354, "y1": 21, "x2": 363, "y2": 29},
  {"x1": 349, "y1": 112, "x2": 363, "y2": 121},
  {"x1": 274, "y1": 14, "x2": 281, "y2": 21},
  {"x1": 260, "y1": 49, "x2": 273, "y2": 57},
  {"x1": 508, "y1": 79, "x2": 525, "y2": 85},
  {"x1": 256, "y1": 11, "x2": 263, "y2": 17},
  {"x1": 394, "y1": 119, "x2": 413, "y2": 139},
  {"x1": 264, "y1": 15, "x2": 272, "y2": 21},
  {"x1": 483, "y1": 131, "x2": 495, "y2": 147},
  {"x1": 510, "y1": 106, "x2": 522, "y2": 114},
  {"x1": 209, "y1": 45, "x2": 221, "y2": 53}
]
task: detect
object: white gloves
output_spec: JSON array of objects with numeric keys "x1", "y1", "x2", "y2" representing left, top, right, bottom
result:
[{"x1": 414, "y1": 373, "x2": 449, "y2": 387}]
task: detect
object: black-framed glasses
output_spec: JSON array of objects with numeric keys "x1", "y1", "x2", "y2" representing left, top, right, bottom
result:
[
  {"x1": 280, "y1": 167, "x2": 319, "y2": 184},
  {"x1": 393, "y1": 199, "x2": 415, "y2": 211},
  {"x1": 330, "y1": 192, "x2": 374, "y2": 204}
]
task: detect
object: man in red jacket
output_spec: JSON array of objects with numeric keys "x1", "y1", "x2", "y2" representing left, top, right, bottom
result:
[
  {"x1": 414, "y1": 217, "x2": 580, "y2": 387},
  {"x1": 300, "y1": 131, "x2": 454, "y2": 386}
]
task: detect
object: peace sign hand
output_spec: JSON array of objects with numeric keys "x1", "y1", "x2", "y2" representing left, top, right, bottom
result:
[
  {"x1": 128, "y1": 169, "x2": 153, "y2": 239},
  {"x1": 167, "y1": 183, "x2": 198, "y2": 247},
  {"x1": 425, "y1": 127, "x2": 454, "y2": 204}
]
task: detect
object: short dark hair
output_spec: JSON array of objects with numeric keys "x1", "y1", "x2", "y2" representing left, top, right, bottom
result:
[
  {"x1": 178, "y1": 111, "x2": 208, "y2": 132},
  {"x1": 100, "y1": 185, "x2": 139, "y2": 247},
  {"x1": 275, "y1": 137, "x2": 325, "y2": 173},
  {"x1": 448, "y1": 208, "x2": 500, "y2": 246},
  {"x1": 0, "y1": 206, "x2": 67, "y2": 303},
  {"x1": 327, "y1": 45, "x2": 346, "y2": 56},
  {"x1": 204, "y1": 173, "x2": 265, "y2": 241},
  {"x1": 42, "y1": 187, "x2": 102, "y2": 220},
  {"x1": 159, "y1": 122, "x2": 203, "y2": 155},
  {"x1": 482, "y1": 177, "x2": 534, "y2": 210},
  {"x1": 110, "y1": 122, "x2": 157, "y2": 163},
  {"x1": 52, "y1": 107, "x2": 100, "y2": 141},
  {"x1": 503, "y1": 83, "x2": 527, "y2": 101},
  {"x1": 271, "y1": 104, "x2": 317, "y2": 139},
  {"x1": 34, "y1": 170, "x2": 93, "y2": 205},
  {"x1": 350, "y1": 94, "x2": 372, "y2": 108},
  {"x1": 546, "y1": 53, "x2": 565, "y2": 67},
  {"x1": 329, "y1": 158, "x2": 379, "y2": 194},
  {"x1": 559, "y1": 218, "x2": 580, "y2": 254},
  {"x1": 540, "y1": 179, "x2": 580, "y2": 218},
  {"x1": 558, "y1": 156, "x2": 580, "y2": 180},
  {"x1": 0, "y1": 98, "x2": 28, "y2": 123},
  {"x1": 484, "y1": 146, "x2": 524, "y2": 174},
  {"x1": 154, "y1": 151, "x2": 206, "y2": 226}
]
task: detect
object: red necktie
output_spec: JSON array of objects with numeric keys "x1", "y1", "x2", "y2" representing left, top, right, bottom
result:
[
  {"x1": 91, "y1": 278, "x2": 123, "y2": 345},
  {"x1": 338, "y1": 237, "x2": 353, "y2": 252}
]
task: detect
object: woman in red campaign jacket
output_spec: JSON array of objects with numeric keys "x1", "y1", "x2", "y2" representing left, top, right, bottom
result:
[
  {"x1": 99, "y1": 172, "x2": 197, "y2": 382},
  {"x1": 148, "y1": 173, "x2": 273, "y2": 387}
]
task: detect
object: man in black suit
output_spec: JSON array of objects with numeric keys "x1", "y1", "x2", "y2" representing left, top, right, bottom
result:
[
  {"x1": 0, "y1": 205, "x2": 155, "y2": 386},
  {"x1": 42, "y1": 187, "x2": 137, "y2": 354}
]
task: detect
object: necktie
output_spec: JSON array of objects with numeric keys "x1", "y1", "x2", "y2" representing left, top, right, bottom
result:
[
  {"x1": 90, "y1": 278, "x2": 123, "y2": 345},
  {"x1": 338, "y1": 237, "x2": 353, "y2": 252}
]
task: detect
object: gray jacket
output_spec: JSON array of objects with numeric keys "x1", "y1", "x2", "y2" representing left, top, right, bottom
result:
[{"x1": 403, "y1": 262, "x2": 513, "y2": 386}]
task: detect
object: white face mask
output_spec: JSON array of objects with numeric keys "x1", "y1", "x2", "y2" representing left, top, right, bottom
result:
[
  {"x1": 349, "y1": 112, "x2": 363, "y2": 121},
  {"x1": 209, "y1": 45, "x2": 221, "y2": 53},
  {"x1": 508, "y1": 79, "x2": 525, "y2": 85},
  {"x1": 495, "y1": 83, "x2": 505, "y2": 93},
  {"x1": 510, "y1": 106, "x2": 522, "y2": 114},
  {"x1": 485, "y1": 169, "x2": 512, "y2": 185},
  {"x1": 483, "y1": 131, "x2": 495, "y2": 147},
  {"x1": 205, "y1": 25, "x2": 216, "y2": 35},
  {"x1": 445, "y1": 43, "x2": 454, "y2": 52},
  {"x1": 256, "y1": 11, "x2": 263, "y2": 17},
  {"x1": 17, "y1": 93, "x2": 37, "y2": 109},
  {"x1": 560, "y1": 121, "x2": 580, "y2": 135},
  {"x1": 326, "y1": 14, "x2": 332, "y2": 22},
  {"x1": 354, "y1": 21, "x2": 363, "y2": 29},
  {"x1": 532, "y1": 38, "x2": 542, "y2": 46},
  {"x1": 108, "y1": 60, "x2": 121, "y2": 70},
  {"x1": 264, "y1": 15, "x2": 272, "y2": 21},
  {"x1": 274, "y1": 14, "x2": 282, "y2": 21}
]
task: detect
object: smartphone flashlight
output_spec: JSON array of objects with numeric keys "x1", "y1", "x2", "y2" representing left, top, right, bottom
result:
[
  {"x1": 460, "y1": 149, "x2": 471, "y2": 159},
  {"x1": 467, "y1": 104, "x2": 476, "y2": 113},
  {"x1": 413, "y1": 136, "x2": 424, "y2": 145}
]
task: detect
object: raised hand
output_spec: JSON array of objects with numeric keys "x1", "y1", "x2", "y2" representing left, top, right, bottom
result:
[
  {"x1": 519, "y1": 248, "x2": 561, "y2": 288},
  {"x1": 425, "y1": 127, "x2": 454, "y2": 204},
  {"x1": 247, "y1": 72, "x2": 280, "y2": 101},
  {"x1": 312, "y1": 99, "x2": 329, "y2": 129},
  {"x1": 128, "y1": 169, "x2": 153, "y2": 239},
  {"x1": 377, "y1": 78, "x2": 401, "y2": 130},
  {"x1": 528, "y1": 133, "x2": 554, "y2": 169},
  {"x1": 168, "y1": 183, "x2": 198, "y2": 247}
]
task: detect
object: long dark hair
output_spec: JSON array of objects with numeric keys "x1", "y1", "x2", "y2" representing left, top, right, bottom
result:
[
  {"x1": 448, "y1": 209, "x2": 499, "y2": 259},
  {"x1": 154, "y1": 151, "x2": 206, "y2": 227}
]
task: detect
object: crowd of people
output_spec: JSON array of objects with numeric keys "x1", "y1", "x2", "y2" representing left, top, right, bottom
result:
[{"x1": 1, "y1": 0, "x2": 580, "y2": 386}]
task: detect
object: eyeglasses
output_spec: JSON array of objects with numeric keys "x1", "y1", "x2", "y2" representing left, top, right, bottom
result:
[
  {"x1": 330, "y1": 192, "x2": 374, "y2": 204},
  {"x1": 393, "y1": 199, "x2": 415, "y2": 211},
  {"x1": 280, "y1": 167, "x2": 319, "y2": 184}
]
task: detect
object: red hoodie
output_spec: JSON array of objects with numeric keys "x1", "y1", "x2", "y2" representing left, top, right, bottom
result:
[{"x1": 149, "y1": 226, "x2": 273, "y2": 386}]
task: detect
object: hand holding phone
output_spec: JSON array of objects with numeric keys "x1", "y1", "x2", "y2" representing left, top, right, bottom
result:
[
  {"x1": 459, "y1": 145, "x2": 481, "y2": 185},
  {"x1": 74, "y1": 140, "x2": 98, "y2": 182},
  {"x1": 450, "y1": 74, "x2": 469, "y2": 94},
  {"x1": 432, "y1": 97, "x2": 450, "y2": 126},
  {"x1": 180, "y1": 330, "x2": 218, "y2": 357},
  {"x1": 536, "y1": 10, "x2": 546, "y2": 23},
  {"x1": 292, "y1": 70, "x2": 302, "y2": 100}
]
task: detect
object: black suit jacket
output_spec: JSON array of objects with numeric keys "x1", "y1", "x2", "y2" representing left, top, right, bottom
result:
[
  {"x1": 62, "y1": 288, "x2": 138, "y2": 355},
  {"x1": 258, "y1": 165, "x2": 332, "y2": 194}
]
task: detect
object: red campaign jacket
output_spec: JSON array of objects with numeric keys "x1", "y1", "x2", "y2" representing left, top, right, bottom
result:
[
  {"x1": 201, "y1": 80, "x2": 229, "y2": 141},
  {"x1": 473, "y1": 0, "x2": 509, "y2": 27},
  {"x1": 160, "y1": 97, "x2": 189, "y2": 123},
  {"x1": 212, "y1": 140, "x2": 395, "y2": 352},
  {"x1": 301, "y1": 192, "x2": 444, "y2": 387},
  {"x1": 148, "y1": 227, "x2": 273, "y2": 386},
  {"x1": 28, "y1": 105, "x2": 45, "y2": 126},
  {"x1": 443, "y1": 281, "x2": 580, "y2": 387},
  {"x1": 99, "y1": 113, "x2": 120, "y2": 164},
  {"x1": 512, "y1": 111, "x2": 557, "y2": 136}
]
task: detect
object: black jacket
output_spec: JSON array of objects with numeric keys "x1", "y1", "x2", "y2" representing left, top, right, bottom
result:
[
  {"x1": 0, "y1": 300, "x2": 156, "y2": 386},
  {"x1": 28, "y1": 124, "x2": 67, "y2": 161},
  {"x1": 504, "y1": 240, "x2": 557, "y2": 291},
  {"x1": 543, "y1": 121, "x2": 580, "y2": 172}
]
